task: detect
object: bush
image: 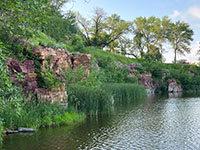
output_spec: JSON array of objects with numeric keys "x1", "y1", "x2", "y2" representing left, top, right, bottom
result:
[
  {"x1": 0, "y1": 99, "x2": 86, "y2": 130},
  {"x1": 97, "y1": 58, "x2": 130, "y2": 83},
  {"x1": 53, "y1": 112, "x2": 86, "y2": 126},
  {"x1": 61, "y1": 66, "x2": 87, "y2": 86},
  {"x1": 40, "y1": 61, "x2": 62, "y2": 91}
]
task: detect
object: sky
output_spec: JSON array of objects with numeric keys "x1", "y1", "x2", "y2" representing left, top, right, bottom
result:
[{"x1": 64, "y1": 0, "x2": 200, "y2": 63}]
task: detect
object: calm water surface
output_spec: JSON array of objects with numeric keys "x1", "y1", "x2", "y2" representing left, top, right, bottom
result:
[{"x1": 3, "y1": 94, "x2": 200, "y2": 150}]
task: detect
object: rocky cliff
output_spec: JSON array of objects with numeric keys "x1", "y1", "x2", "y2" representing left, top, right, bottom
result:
[{"x1": 7, "y1": 47, "x2": 91, "y2": 103}]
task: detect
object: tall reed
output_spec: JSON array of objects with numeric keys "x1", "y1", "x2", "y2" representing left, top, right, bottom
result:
[
  {"x1": 0, "y1": 120, "x2": 3, "y2": 144},
  {"x1": 68, "y1": 85, "x2": 112, "y2": 115},
  {"x1": 102, "y1": 83, "x2": 147, "y2": 103}
]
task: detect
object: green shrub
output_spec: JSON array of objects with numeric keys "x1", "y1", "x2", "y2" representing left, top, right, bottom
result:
[
  {"x1": 97, "y1": 59, "x2": 130, "y2": 83},
  {"x1": 53, "y1": 115, "x2": 63, "y2": 126},
  {"x1": 29, "y1": 31, "x2": 66, "y2": 49},
  {"x1": 40, "y1": 61, "x2": 62, "y2": 91},
  {"x1": 61, "y1": 66, "x2": 87, "y2": 86},
  {"x1": 53, "y1": 112, "x2": 86, "y2": 126},
  {"x1": 125, "y1": 76, "x2": 138, "y2": 83},
  {"x1": 41, "y1": 116, "x2": 52, "y2": 127}
]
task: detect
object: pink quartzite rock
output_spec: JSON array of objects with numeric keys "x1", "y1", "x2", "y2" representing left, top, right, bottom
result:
[
  {"x1": 139, "y1": 73, "x2": 155, "y2": 94},
  {"x1": 7, "y1": 58, "x2": 37, "y2": 91},
  {"x1": 35, "y1": 84, "x2": 68, "y2": 103},
  {"x1": 167, "y1": 79, "x2": 182, "y2": 93},
  {"x1": 126, "y1": 64, "x2": 137, "y2": 77},
  {"x1": 32, "y1": 47, "x2": 72, "y2": 75},
  {"x1": 7, "y1": 46, "x2": 92, "y2": 104},
  {"x1": 73, "y1": 54, "x2": 91, "y2": 76}
]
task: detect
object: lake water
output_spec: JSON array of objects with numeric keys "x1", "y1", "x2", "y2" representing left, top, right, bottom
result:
[{"x1": 2, "y1": 94, "x2": 200, "y2": 150}]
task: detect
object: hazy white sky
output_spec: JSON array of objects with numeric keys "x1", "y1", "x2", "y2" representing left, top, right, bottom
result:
[{"x1": 64, "y1": 0, "x2": 200, "y2": 63}]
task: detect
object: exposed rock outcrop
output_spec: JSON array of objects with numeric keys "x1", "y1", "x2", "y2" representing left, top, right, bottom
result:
[
  {"x1": 167, "y1": 79, "x2": 182, "y2": 93},
  {"x1": 139, "y1": 73, "x2": 155, "y2": 94},
  {"x1": 126, "y1": 64, "x2": 137, "y2": 77},
  {"x1": 32, "y1": 47, "x2": 72, "y2": 75},
  {"x1": 6, "y1": 58, "x2": 38, "y2": 91},
  {"x1": 6, "y1": 47, "x2": 91, "y2": 104},
  {"x1": 73, "y1": 54, "x2": 91, "y2": 76},
  {"x1": 35, "y1": 84, "x2": 68, "y2": 103}
]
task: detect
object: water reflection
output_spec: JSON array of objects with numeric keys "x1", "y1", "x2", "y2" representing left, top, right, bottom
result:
[
  {"x1": 3, "y1": 95, "x2": 200, "y2": 150},
  {"x1": 168, "y1": 92, "x2": 182, "y2": 98}
]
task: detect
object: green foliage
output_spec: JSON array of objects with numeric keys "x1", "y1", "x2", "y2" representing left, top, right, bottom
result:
[
  {"x1": 0, "y1": 120, "x2": 3, "y2": 144},
  {"x1": 132, "y1": 16, "x2": 170, "y2": 61},
  {"x1": 168, "y1": 21, "x2": 194, "y2": 63},
  {"x1": 62, "y1": 66, "x2": 87, "y2": 86},
  {"x1": 29, "y1": 31, "x2": 66, "y2": 49},
  {"x1": 40, "y1": 61, "x2": 62, "y2": 91},
  {"x1": 53, "y1": 112, "x2": 85, "y2": 126},
  {"x1": 0, "y1": 100, "x2": 85, "y2": 130},
  {"x1": 97, "y1": 58, "x2": 130, "y2": 83},
  {"x1": 79, "y1": 58, "x2": 107, "y2": 88},
  {"x1": 42, "y1": 12, "x2": 78, "y2": 43},
  {"x1": 0, "y1": 43, "x2": 26, "y2": 131},
  {"x1": 68, "y1": 85, "x2": 111, "y2": 115},
  {"x1": 102, "y1": 83, "x2": 146, "y2": 103},
  {"x1": 0, "y1": 46, "x2": 15, "y2": 99},
  {"x1": 67, "y1": 35, "x2": 86, "y2": 53},
  {"x1": 85, "y1": 47, "x2": 138, "y2": 64},
  {"x1": 0, "y1": 0, "x2": 52, "y2": 38},
  {"x1": 77, "y1": 9, "x2": 129, "y2": 49},
  {"x1": 125, "y1": 76, "x2": 138, "y2": 84}
]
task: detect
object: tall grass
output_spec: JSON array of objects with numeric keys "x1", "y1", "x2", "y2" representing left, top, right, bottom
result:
[
  {"x1": 0, "y1": 120, "x2": 3, "y2": 144},
  {"x1": 102, "y1": 83, "x2": 147, "y2": 103},
  {"x1": 85, "y1": 47, "x2": 138, "y2": 64},
  {"x1": 0, "y1": 101, "x2": 86, "y2": 130},
  {"x1": 68, "y1": 85, "x2": 112, "y2": 115}
]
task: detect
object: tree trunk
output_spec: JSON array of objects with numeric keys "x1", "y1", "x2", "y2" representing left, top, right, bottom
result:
[{"x1": 174, "y1": 49, "x2": 177, "y2": 64}]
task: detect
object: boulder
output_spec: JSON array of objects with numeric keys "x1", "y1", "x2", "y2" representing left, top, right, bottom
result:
[
  {"x1": 35, "y1": 84, "x2": 68, "y2": 103},
  {"x1": 18, "y1": 127, "x2": 36, "y2": 133},
  {"x1": 139, "y1": 73, "x2": 155, "y2": 94},
  {"x1": 32, "y1": 47, "x2": 72, "y2": 75},
  {"x1": 73, "y1": 54, "x2": 91, "y2": 76},
  {"x1": 167, "y1": 79, "x2": 182, "y2": 93}
]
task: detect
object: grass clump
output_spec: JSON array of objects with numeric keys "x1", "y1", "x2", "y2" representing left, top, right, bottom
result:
[
  {"x1": 0, "y1": 100, "x2": 86, "y2": 130},
  {"x1": 102, "y1": 83, "x2": 147, "y2": 103},
  {"x1": 53, "y1": 112, "x2": 86, "y2": 126},
  {"x1": 0, "y1": 120, "x2": 3, "y2": 144},
  {"x1": 68, "y1": 85, "x2": 112, "y2": 115}
]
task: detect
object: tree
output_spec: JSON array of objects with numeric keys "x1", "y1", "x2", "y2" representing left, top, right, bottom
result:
[
  {"x1": 42, "y1": 12, "x2": 78, "y2": 42},
  {"x1": 132, "y1": 16, "x2": 170, "y2": 62},
  {"x1": 0, "y1": 0, "x2": 53, "y2": 39},
  {"x1": 91, "y1": 8, "x2": 106, "y2": 46},
  {"x1": 103, "y1": 14, "x2": 129, "y2": 49},
  {"x1": 76, "y1": 9, "x2": 129, "y2": 49},
  {"x1": 168, "y1": 21, "x2": 193, "y2": 63},
  {"x1": 76, "y1": 12, "x2": 92, "y2": 46}
]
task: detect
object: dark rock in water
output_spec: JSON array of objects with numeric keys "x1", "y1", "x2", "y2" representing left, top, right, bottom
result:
[
  {"x1": 18, "y1": 127, "x2": 36, "y2": 133},
  {"x1": 5, "y1": 130, "x2": 19, "y2": 134}
]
